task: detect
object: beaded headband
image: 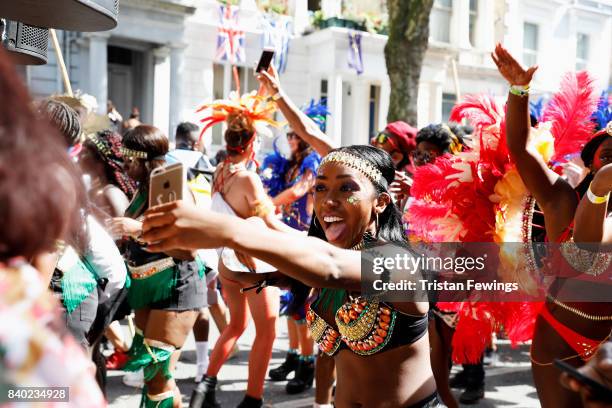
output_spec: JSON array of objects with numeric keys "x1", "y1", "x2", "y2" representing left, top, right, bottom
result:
[
  {"x1": 120, "y1": 147, "x2": 148, "y2": 160},
  {"x1": 320, "y1": 151, "x2": 383, "y2": 185},
  {"x1": 87, "y1": 134, "x2": 113, "y2": 157}
]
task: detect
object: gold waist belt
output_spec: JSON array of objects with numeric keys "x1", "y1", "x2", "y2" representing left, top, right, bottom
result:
[{"x1": 128, "y1": 258, "x2": 175, "y2": 280}]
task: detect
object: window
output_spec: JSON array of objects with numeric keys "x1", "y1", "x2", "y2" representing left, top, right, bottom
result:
[
  {"x1": 442, "y1": 93, "x2": 456, "y2": 122},
  {"x1": 368, "y1": 85, "x2": 380, "y2": 141},
  {"x1": 308, "y1": 0, "x2": 321, "y2": 12},
  {"x1": 523, "y1": 22, "x2": 539, "y2": 67},
  {"x1": 576, "y1": 33, "x2": 589, "y2": 71},
  {"x1": 469, "y1": 0, "x2": 478, "y2": 46},
  {"x1": 430, "y1": 0, "x2": 452, "y2": 43}
]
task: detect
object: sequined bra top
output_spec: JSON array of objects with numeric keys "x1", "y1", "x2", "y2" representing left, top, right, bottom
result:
[{"x1": 306, "y1": 289, "x2": 428, "y2": 356}]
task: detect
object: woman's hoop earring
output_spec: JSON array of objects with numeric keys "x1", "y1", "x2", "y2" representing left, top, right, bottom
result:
[{"x1": 313, "y1": 216, "x2": 321, "y2": 229}]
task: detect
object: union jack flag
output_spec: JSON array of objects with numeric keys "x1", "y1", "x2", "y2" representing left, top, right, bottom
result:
[{"x1": 215, "y1": 4, "x2": 245, "y2": 64}]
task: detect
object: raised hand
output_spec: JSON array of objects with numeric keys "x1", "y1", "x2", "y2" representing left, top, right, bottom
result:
[
  {"x1": 491, "y1": 43, "x2": 538, "y2": 86},
  {"x1": 256, "y1": 65, "x2": 282, "y2": 96}
]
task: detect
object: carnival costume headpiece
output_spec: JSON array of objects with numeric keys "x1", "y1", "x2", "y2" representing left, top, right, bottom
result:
[
  {"x1": 196, "y1": 90, "x2": 282, "y2": 144},
  {"x1": 406, "y1": 71, "x2": 601, "y2": 364},
  {"x1": 302, "y1": 98, "x2": 331, "y2": 132}
]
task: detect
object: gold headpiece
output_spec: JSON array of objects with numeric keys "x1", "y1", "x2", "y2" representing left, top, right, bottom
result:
[
  {"x1": 320, "y1": 151, "x2": 383, "y2": 184},
  {"x1": 442, "y1": 124, "x2": 462, "y2": 154},
  {"x1": 606, "y1": 121, "x2": 612, "y2": 137},
  {"x1": 120, "y1": 147, "x2": 148, "y2": 159}
]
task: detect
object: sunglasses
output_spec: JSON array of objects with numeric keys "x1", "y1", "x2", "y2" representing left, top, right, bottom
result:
[{"x1": 286, "y1": 132, "x2": 299, "y2": 140}]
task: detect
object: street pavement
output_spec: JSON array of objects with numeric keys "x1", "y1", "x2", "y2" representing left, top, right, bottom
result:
[{"x1": 106, "y1": 318, "x2": 541, "y2": 407}]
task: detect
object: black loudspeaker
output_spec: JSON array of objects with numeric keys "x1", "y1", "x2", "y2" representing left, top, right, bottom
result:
[
  {"x1": 1, "y1": 19, "x2": 48, "y2": 65},
  {"x1": 0, "y1": 0, "x2": 118, "y2": 32}
]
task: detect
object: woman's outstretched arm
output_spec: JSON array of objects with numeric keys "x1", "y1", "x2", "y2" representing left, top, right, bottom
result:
[
  {"x1": 141, "y1": 201, "x2": 362, "y2": 290},
  {"x1": 573, "y1": 164, "x2": 612, "y2": 243},
  {"x1": 257, "y1": 66, "x2": 337, "y2": 157},
  {"x1": 492, "y1": 43, "x2": 577, "y2": 240}
]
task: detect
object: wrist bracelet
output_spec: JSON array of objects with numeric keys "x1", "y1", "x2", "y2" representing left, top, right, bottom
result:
[
  {"x1": 587, "y1": 182, "x2": 610, "y2": 204},
  {"x1": 271, "y1": 92, "x2": 283, "y2": 102},
  {"x1": 509, "y1": 84, "x2": 530, "y2": 97}
]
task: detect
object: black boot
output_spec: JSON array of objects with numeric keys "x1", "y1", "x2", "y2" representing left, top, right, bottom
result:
[
  {"x1": 269, "y1": 351, "x2": 299, "y2": 381},
  {"x1": 449, "y1": 368, "x2": 469, "y2": 389},
  {"x1": 189, "y1": 375, "x2": 221, "y2": 408},
  {"x1": 286, "y1": 357, "x2": 315, "y2": 394},
  {"x1": 458, "y1": 362, "x2": 485, "y2": 404},
  {"x1": 236, "y1": 394, "x2": 263, "y2": 408}
]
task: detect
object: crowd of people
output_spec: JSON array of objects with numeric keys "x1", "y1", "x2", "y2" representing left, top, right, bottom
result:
[{"x1": 1, "y1": 40, "x2": 611, "y2": 408}]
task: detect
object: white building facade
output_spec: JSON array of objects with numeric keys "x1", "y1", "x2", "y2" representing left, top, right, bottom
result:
[{"x1": 25, "y1": 0, "x2": 612, "y2": 151}]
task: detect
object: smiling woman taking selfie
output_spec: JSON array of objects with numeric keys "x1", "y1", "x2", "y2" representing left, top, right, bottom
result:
[{"x1": 142, "y1": 145, "x2": 440, "y2": 408}]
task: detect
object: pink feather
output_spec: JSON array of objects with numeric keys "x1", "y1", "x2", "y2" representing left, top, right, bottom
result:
[
  {"x1": 541, "y1": 71, "x2": 599, "y2": 161},
  {"x1": 450, "y1": 94, "x2": 504, "y2": 128}
]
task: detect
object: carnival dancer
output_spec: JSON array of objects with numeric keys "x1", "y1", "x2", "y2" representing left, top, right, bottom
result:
[
  {"x1": 79, "y1": 130, "x2": 136, "y2": 378},
  {"x1": 142, "y1": 145, "x2": 440, "y2": 408},
  {"x1": 166, "y1": 121, "x2": 221, "y2": 383},
  {"x1": 263, "y1": 101, "x2": 327, "y2": 394},
  {"x1": 109, "y1": 125, "x2": 208, "y2": 408},
  {"x1": 0, "y1": 47, "x2": 105, "y2": 406},
  {"x1": 190, "y1": 91, "x2": 296, "y2": 408},
  {"x1": 492, "y1": 43, "x2": 612, "y2": 408}
]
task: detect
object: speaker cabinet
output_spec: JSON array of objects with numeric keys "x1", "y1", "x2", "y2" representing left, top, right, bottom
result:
[{"x1": 1, "y1": 19, "x2": 48, "y2": 65}]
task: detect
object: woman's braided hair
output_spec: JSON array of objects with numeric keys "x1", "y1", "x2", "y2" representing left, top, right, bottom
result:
[{"x1": 84, "y1": 130, "x2": 137, "y2": 198}]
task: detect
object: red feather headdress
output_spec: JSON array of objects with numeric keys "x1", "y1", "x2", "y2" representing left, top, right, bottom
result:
[
  {"x1": 196, "y1": 91, "x2": 282, "y2": 144},
  {"x1": 542, "y1": 71, "x2": 599, "y2": 162}
]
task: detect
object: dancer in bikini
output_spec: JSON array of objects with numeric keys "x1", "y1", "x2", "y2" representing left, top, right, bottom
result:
[
  {"x1": 190, "y1": 92, "x2": 297, "y2": 408},
  {"x1": 142, "y1": 145, "x2": 440, "y2": 408},
  {"x1": 110, "y1": 125, "x2": 207, "y2": 408},
  {"x1": 493, "y1": 43, "x2": 612, "y2": 408}
]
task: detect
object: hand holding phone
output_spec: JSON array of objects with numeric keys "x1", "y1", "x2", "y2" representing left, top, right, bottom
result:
[
  {"x1": 149, "y1": 162, "x2": 184, "y2": 207},
  {"x1": 555, "y1": 358, "x2": 612, "y2": 403},
  {"x1": 256, "y1": 47, "x2": 275, "y2": 73}
]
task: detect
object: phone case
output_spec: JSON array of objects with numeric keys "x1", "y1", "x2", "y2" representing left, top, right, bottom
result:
[{"x1": 149, "y1": 162, "x2": 184, "y2": 207}]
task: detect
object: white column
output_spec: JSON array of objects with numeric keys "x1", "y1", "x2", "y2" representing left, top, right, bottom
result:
[
  {"x1": 169, "y1": 44, "x2": 187, "y2": 143},
  {"x1": 477, "y1": 0, "x2": 495, "y2": 50},
  {"x1": 430, "y1": 82, "x2": 443, "y2": 124},
  {"x1": 153, "y1": 46, "x2": 171, "y2": 137},
  {"x1": 290, "y1": 0, "x2": 309, "y2": 35},
  {"x1": 321, "y1": 0, "x2": 341, "y2": 18},
  {"x1": 503, "y1": 0, "x2": 522, "y2": 57},
  {"x1": 378, "y1": 79, "x2": 390, "y2": 130},
  {"x1": 451, "y1": 0, "x2": 471, "y2": 49},
  {"x1": 327, "y1": 74, "x2": 343, "y2": 146},
  {"x1": 350, "y1": 80, "x2": 370, "y2": 145},
  {"x1": 88, "y1": 32, "x2": 109, "y2": 114}
]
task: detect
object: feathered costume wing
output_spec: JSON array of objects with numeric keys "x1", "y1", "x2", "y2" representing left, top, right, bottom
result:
[{"x1": 407, "y1": 73, "x2": 599, "y2": 363}]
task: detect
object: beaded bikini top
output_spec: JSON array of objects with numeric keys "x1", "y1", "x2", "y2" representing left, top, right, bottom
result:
[{"x1": 306, "y1": 291, "x2": 428, "y2": 356}]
